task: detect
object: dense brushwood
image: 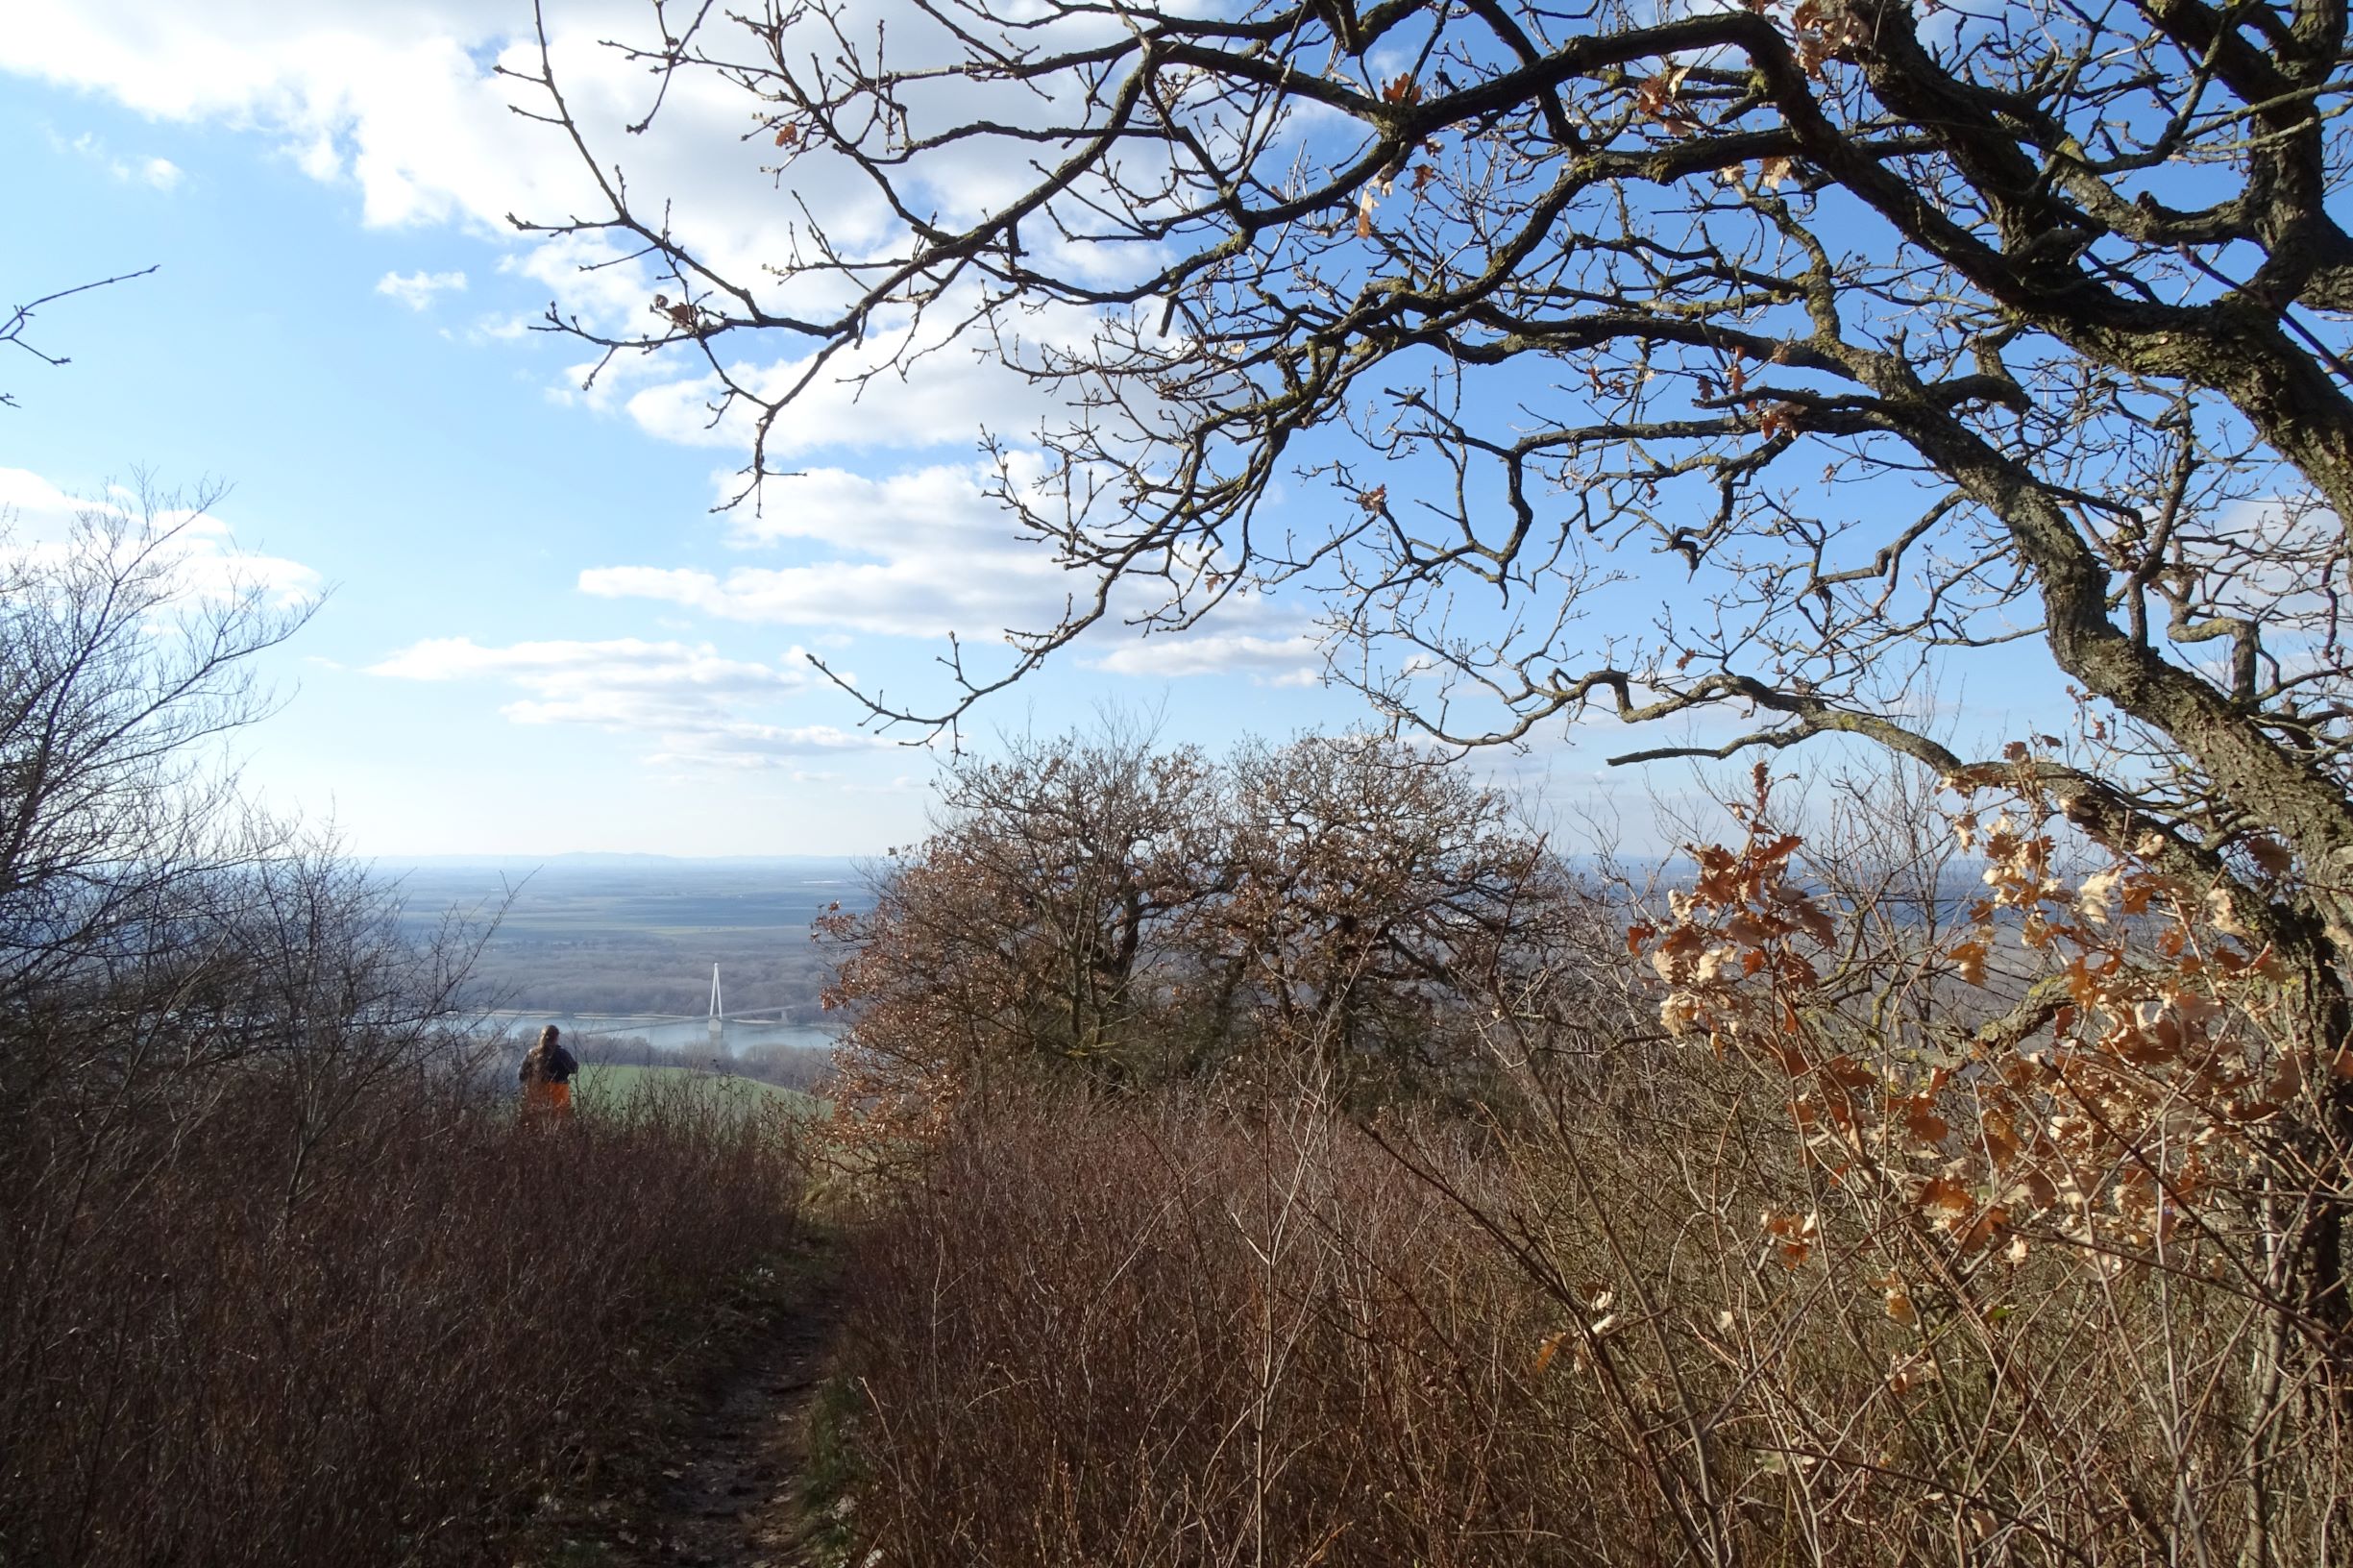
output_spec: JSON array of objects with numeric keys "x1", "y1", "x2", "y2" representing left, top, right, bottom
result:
[{"x1": 816, "y1": 735, "x2": 2353, "y2": 1565}]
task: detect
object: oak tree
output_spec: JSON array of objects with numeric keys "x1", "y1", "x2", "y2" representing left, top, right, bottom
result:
[
  {"x1": 520, "y1": 0, "x2": 2353, "y2": 909},
  {"x1": 523, "y1": 0, "x2": 2353, "y2": 1341}
]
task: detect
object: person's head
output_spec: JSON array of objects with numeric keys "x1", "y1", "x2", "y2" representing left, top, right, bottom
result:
[{"x1": 521, "y1": 1023, "x2": 562, "y2": 1087}]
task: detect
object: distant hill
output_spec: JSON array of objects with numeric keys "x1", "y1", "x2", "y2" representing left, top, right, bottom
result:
[{"x1": 383, "y1": 852, "x2": 870, "y2": 874}]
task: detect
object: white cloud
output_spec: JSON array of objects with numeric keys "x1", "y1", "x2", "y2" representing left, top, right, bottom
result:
[
  {"x1": 5, "y1": 5, "x2": 1321, "y2": 720},
  {"x1": 642, "y1": 723, "x2": 894, "y2": 769},
  {"x1": 575, "y1": 460, "x2": 1333, "y2": 696},
  {"x1": 4, "y1": 3, "x2": 1113, "y2": 456},
  {"x1": 12, "y1": 12, "x2": 579, "y2": 231},
  {"x1": 366, "y1": 633, "x2": 887, "y2": 767},
  {"x1": 5, "y1": 5, "x2": 907, "y2": 289},
  {"x1": 616, "y1": 302, "x2": 1093, "y2": 458},
  {"x1": 56, "y1": 130, "x2": 184, "y2": 188},
  {"x1": 500, "y1": 232, "x2": 662, "y2": 339},
  {"x1": 464, "y1": 312, "x2": 532, "y2": 343},
  {"x1": 367, "y1": 634, "x2": 797, "y2": 691},
  {"x1": 1090, "y1": 631, "x2": 1325, "y2": 687},
  {"x1": 376, "y1": 268, "x2": 467, "y2": 309},
  {"x1": 579, "y1": 558, "x2": 1062, "y2": 641},
  {"x1": 0, "y1": 466, "x2": 320, "y2": 608},
  {"x1": 578, "y1": 462, "x2": 1072, "y2": 638}
]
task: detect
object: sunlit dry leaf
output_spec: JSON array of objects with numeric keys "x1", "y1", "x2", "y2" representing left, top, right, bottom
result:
[
  {"x1": 1902, "y1": 1098, "x2": 1949, "y2": 1145},
  {"x1": 2075, "y1": 868, "x2": 2122, "y2": 924},
  {"x1": 1953, "y1": 1204, "x2": 2007, "y2": 1256},
  {"x1": 1886, "y1": 1353, "x2": 1939, "y2": 1393},
  {"x1": 1633, "y1": 65, "x2": 1699, "y2": 134},
  {"x1": 1877, "y1": 1272, "x2": 1917, "y2": 1327},
  {"x1": 1950, "y1": 940, "x2": 1987, "y2": 987},
  {"x1": 1761, "y1": 1209, "x2": 1817, "y2": 1269},
  {"x1": 1916, "y1": 1176, "x2": 1973, "y2": 1221}
]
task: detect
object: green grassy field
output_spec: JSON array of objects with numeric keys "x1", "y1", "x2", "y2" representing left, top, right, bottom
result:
[{"x1": 576, "y1": 1064, "x2": 824, "y2": 1118}]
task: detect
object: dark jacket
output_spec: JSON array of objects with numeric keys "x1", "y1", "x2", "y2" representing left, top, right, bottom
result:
[{"x1": 520, "y1": 1042, "x2": 579, "y2": 1086}]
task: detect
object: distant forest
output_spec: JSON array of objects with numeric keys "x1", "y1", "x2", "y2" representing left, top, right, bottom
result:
[{"x1": 394, "y1": 858, "x2": 875, "y2": 1019}]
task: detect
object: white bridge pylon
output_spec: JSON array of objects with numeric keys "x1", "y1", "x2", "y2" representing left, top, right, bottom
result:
[{"x1": 708, "y1": 963, "x2": 723, "y2": 1041}]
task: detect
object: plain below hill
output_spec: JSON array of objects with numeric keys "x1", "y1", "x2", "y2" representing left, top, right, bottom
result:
[
  {"x1": 575, "y1": 1062, "x2": 826, "y2": 1118},
  {"x1": 386, "y1": 855, "x2": 876, "y2": 1019}
]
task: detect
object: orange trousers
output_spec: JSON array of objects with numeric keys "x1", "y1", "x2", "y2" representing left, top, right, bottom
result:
[{"x1": 522, "y1": 1080, "x2": 574, "y2": 1121}]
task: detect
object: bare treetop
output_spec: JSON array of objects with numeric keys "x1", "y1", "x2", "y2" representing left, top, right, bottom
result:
[{"x1": 514, "y1": 0, "x2": 2353, "y2": 906}]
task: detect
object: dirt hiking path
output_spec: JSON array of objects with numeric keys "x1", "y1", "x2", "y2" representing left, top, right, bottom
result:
[
  {"x1": 628, "y1": 1265, "x2": 847, "y2": 1568},
  {"x1": 527, "y1": 1245, "x2": 851, "y2": 1568}
]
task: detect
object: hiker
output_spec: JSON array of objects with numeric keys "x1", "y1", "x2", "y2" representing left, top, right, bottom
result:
[{"x1": 519, "y1": 1023, "x2": 579, "y2": 1122}]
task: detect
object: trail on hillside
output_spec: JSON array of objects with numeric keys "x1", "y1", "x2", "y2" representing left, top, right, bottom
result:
[
  {"x1": 634, "y1": 1271, "x2": 846, "y2": 1568},
  {"x1": 534, "y1": 1254, "x2": 849, "y2": 1568}
]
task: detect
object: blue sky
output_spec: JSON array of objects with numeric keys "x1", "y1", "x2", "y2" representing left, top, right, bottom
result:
[
  {"x1": 0, "y1": 2, "x2": 2069, "y2": 858},
  {"x1": 0, "y1": 2, "x2": 1434, "y2": 856}
]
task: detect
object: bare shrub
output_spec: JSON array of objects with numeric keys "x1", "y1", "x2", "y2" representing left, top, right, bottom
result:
[
  {"x1": 0, "y1": 1067, "x2": 805, "y2": 1568},
  {"x1": 1550, "y1": 762, "x2": 2353, "y2": 1562},
  {"x1": 835, "y1": 1089, "x2": 1605, "y2": 1567},
  {"x1": 835, "y1": 1023, "x2": 2353, "y2": 1565},
  {"x1": 823, "y1": 753, "x2": 2353, "y2": 1564},
  {"x1": 817, "y1": 725, "x2": 1602, "y2": 1151},
  {"x1": 1329, "y1": 758, "x2": 2353, "y2": 1565}
]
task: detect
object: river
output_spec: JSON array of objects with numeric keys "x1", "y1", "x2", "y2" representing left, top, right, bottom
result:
[{"x1": 476, "y1": 1010, "x2": 839, "y2": 1054}]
